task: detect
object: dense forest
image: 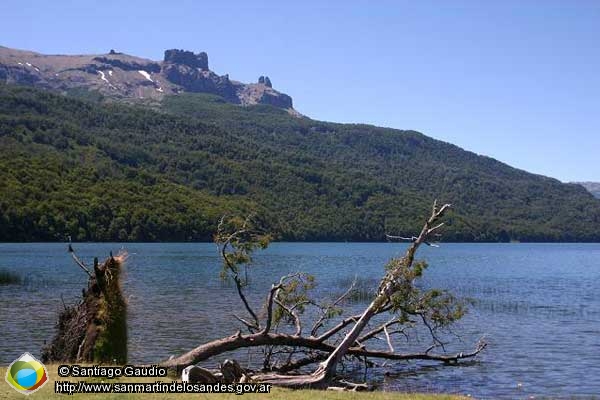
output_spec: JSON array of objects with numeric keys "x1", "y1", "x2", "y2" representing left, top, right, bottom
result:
[{"x1": 1, "y1": 83, "x2": 599, "y2": 242}]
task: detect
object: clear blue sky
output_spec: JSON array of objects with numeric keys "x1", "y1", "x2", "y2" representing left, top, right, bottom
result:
[{"x1": 2, "y1": 0, "x2": 599, "y2": 182}]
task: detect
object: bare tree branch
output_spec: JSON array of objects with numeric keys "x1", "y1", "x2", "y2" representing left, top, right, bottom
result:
[
  {"x1": 311, "y1": 277, "x2": 357, "y2": 337},
  {"x1": 160, "y1": 202, "x2": 484, "y2": 389},
  {"x1": 310, "y1": 202, "x2": 454, "y2": 381},
  {"x1": 383, "y1": 326, "x2": 394, "y2": 353},
  {"x1": 358, "y1": 317, "x2": 403, "y2": 344},
  {"x1": 274, "y1": 299, "x2": 302, "y2": 336},
  {"x1": 262, "y1": 273, "x2": 299, "y2": 335},
  {"x1": 233, "y1": 314, "x2": 258, "y2": 332},
  {"x1": 160, "y1": 328, "x2": 486, "y2": 370},
  {"x1": 68, "y1": 244, "x2": 93, "y2": 278}
]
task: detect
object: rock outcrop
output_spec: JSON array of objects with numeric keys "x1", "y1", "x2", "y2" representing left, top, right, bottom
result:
[
  {"x1": 162, "y1": 63, "x2": 239, "y2": 103},
  {"x1": 258, "y1": 76, "x2": 273, "y2": 88},
  {"x1": 0, "y1": 45, "x2": 296, "y2": 112},
  {"x1": 164, "y1": 49, "x2": 208, "y2": 70},
  {"x1": 0, "y1": 64, "x2": 43, "y2": 86},
  {"x1": 92, "y1": 56, "x2": 161, "y2": 72}
]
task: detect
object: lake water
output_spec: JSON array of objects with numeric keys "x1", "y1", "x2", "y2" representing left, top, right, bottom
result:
[{"x1": 1, "y1": 243, "x2": 599, "y2": 398}]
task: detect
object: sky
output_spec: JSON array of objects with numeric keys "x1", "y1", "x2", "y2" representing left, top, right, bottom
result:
[{"x1": 2, "y1": 0, "x2": 599, "y2": 182}]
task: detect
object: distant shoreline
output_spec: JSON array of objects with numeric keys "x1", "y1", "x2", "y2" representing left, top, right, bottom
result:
[{"x1": 1, "y1": 240, "x2": 599, "y2": 244}]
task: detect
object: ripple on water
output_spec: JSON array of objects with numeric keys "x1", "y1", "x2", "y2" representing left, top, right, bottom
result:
[{"x1": 1, "y1": 242, "x2": 599, "y2": 399}]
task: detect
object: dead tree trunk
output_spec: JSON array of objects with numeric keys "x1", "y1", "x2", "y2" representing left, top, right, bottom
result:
[
  {"x1": 248, "y1": 201, "x2": 455, "y2": 388},
  {"x1": 161, "y1": 201, "x2": 485, "y2": 390},
  {"x1": 42, "y1": 251, "x2": 127, "y2": 364},
  {"x1": 316, "y1": 202, "x2": 452, "y2": 378}
]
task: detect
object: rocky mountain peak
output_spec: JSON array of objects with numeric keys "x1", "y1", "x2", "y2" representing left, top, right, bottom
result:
[
  {"x1": 0, "y1": 45, "x2": 296, "y2": 113},
  {"x1": 163, "y1": 49, "x2": 208, "y2": 70},
  {"x1": 258, "y1": 76, "x2": 272, "y2": 88}
]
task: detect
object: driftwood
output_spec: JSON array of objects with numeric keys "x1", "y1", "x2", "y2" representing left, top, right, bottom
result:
[
  {"x1": 182, "y1": 359, "x2": 252, "y2": 384},
  {"x1": 47, "y1": 201, "x2": 485, "y2": 390},
  {"x1": 160, "y1": 201, "x2": 486, "y2": 389},
  {"x1": 42, "y1": 250, "x2": 127, "y2": 364}
]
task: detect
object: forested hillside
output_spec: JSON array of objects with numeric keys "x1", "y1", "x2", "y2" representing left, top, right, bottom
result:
[{"x1": 1, "y1": 83, "x2": 599, "y2": 242}]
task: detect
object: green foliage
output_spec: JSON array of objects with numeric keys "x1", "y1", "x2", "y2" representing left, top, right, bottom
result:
[
  {"x1": 64, "y1": 87, "x2": 105, "y2": 103},
  {"x1": 386, "y1": 257, "x2": 464, "y2": 328},
  {"x1": 1, "y1": 83, "x2": 600, "y2": 242},
  {"x1": 214, "y1": 214, "x2": 272, "y2": 283},
  {"x1": 273, "y1": 274, "x2": 316, "y2": 326},
  {"x1": 0, "y1": 84, "x2": 251, "y2": 242}
]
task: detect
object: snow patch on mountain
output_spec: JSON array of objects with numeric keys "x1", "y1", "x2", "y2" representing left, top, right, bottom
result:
[{"x1": 138, "y1": 70, "x2": 153, "y2": 82}]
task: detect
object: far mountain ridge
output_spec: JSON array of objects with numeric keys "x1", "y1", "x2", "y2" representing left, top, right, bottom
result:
[
  {"x1": 0, "y1": 45, "x2": 295, "y2": 111},
  {"x1": 574, "y1": 182, "x2": 600, "y2": 199}
]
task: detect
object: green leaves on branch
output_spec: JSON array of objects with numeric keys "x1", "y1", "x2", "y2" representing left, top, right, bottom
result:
[
  {"x1": 386, "y1": 257, "x2": 465, "y2": 329},
  {"x1": 273, "y1": 274, "x2": 316, "y2": 326},
  {"x1": 215, "y1": 214, "x2": 272, "y2": 282}
]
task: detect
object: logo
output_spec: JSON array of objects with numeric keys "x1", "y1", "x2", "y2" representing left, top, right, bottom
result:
[{"x1": 5, "y1": 353, "x2": 48, "y2": 395}]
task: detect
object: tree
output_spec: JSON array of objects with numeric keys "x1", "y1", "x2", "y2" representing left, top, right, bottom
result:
[{"x1": 160, "y1": 201, "x2": 485, "y2": 389}]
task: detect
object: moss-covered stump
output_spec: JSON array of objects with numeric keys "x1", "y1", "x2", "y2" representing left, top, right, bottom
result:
[{"x1": 42, "y1": 253, "x2": 127, "y2": 364}]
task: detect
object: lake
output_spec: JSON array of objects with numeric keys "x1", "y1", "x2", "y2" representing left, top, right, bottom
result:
[{"x1": 1, "y1": 243, "x2": 599, "y2": 398}]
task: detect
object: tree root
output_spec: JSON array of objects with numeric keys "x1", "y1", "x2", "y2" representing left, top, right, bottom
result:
[{"x1": 42, "y1": 252, "x2": 127, "y2": 364}]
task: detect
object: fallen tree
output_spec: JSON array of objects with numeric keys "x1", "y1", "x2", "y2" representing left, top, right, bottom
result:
[{"x1": 160, "y1": 201, "x2": 486, "y2": 389}]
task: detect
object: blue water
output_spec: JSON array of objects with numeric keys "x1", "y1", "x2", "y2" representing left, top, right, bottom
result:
[{"x1": 1, "y1": 243, "x2": 599, "y2": 399}]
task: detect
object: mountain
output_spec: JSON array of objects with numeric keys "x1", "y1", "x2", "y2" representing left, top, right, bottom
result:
[
  {"x1": 1, "y1": 82, "x2": 599, "y2": 243},
  {"x1": 1, "y1": 46, "x2": 599, "y2": 243},
  {"x1": 0, "y1": 46, "x2": 294, "y2": 110},
  {"x1": 574, "y1": 182, "x2": 600, "y2": 199}
]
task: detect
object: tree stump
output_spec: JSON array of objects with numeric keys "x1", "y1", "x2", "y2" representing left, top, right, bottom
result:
[{"x1": 42, "y1": 253, "x2": 127, "y2": 364}]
